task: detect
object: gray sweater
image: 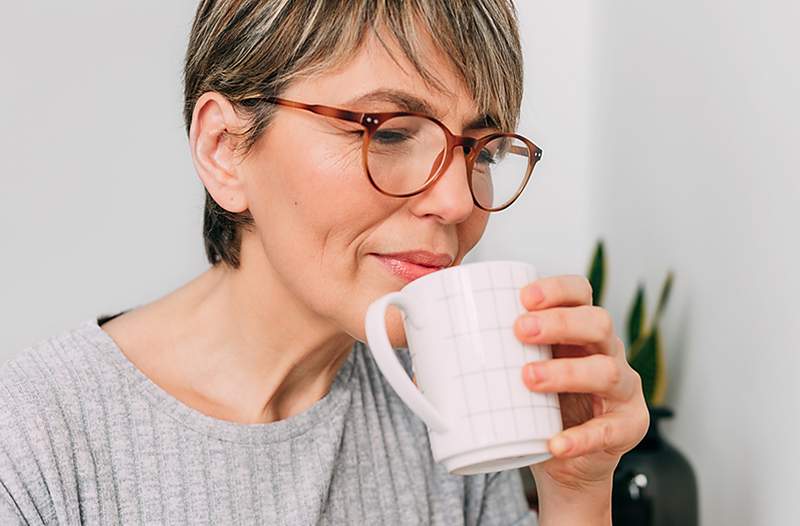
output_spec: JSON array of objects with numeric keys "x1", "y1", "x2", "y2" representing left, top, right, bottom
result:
[{"x1": 0, "y1": 315, "x2": 537, "y2": 525}]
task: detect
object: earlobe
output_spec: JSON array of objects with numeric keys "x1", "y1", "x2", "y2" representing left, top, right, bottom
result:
[{"x1": 189, "y1": 92, "x2": 249, "y2": 213}]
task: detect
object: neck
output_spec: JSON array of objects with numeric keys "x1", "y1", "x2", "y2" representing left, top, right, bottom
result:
[{"x1": 145, "y1": 239, "x2": 356, "y2": 424}]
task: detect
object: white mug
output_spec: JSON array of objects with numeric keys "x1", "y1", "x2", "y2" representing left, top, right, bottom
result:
[{"x1": 365, "y1": 260, "x2": 563, "y2": 475}]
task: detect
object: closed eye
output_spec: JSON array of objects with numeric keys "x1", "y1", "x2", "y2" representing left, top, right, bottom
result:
[
  {"x1": 372, "y1": 129, "x2": 411, "y2": 144},
  {"x1": 476, "y1": 148, "x2": 497, "y2": 165}
]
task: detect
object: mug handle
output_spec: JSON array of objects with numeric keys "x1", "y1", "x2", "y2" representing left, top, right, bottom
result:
[{"x1": 365, "y1": 292, "x2": 451, "y2": 433}]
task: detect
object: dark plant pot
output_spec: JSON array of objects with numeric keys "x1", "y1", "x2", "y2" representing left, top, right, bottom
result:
[{"x1": 612, "y1": 406, "x2": 698, "y2": 526}]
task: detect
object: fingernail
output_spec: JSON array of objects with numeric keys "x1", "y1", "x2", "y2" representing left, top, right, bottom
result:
[
  {"x1": 525, "y1": 363, "x2": 544, "y2": 384},
  {"x1": 551, "y1": 435, "x2": 572, "y2": 455},
  {"x1": 520, "y1": 316, "x2": 540, "y2": 336}
]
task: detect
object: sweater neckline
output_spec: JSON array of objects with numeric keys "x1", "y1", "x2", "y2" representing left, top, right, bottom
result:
[{"x1": 77, "y1": 316, "x2": 358, "y2": 445}]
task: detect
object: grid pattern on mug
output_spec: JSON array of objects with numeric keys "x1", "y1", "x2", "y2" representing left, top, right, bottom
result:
[{"x1": 437, "y1": 263, "x2": 561, "y2": 446}]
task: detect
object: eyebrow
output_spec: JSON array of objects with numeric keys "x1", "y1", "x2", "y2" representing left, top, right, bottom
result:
[{"x1": 342, "y1": 88, "x2": 501, "y2": 131}]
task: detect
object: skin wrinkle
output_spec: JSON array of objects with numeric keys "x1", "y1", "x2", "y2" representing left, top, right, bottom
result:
[
  {"x1": 187, "y1": 0, "x2": 524, "y2": 275},
  {"x1": 102, "y1": 18, "x2": 489, "y2": 429}
]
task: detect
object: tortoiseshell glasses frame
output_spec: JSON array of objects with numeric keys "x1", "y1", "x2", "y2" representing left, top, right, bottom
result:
[{"x1": 236, "y1": 95, "x2": 543, "y2": 212}]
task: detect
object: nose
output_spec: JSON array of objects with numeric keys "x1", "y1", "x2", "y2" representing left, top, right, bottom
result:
[{"x1": 407, "y1": 145, "x2": 476, "y2": 224}]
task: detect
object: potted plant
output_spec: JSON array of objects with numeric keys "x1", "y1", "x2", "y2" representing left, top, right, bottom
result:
[{"x1": 519, "y1": 240, "x2": 698, "y2": 525}]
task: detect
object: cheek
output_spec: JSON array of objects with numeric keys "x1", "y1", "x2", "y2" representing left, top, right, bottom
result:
[
  {"x1": 457, "y1": 210, "x2": 490, "y2": 258},
  {"x1": 243, "y1": 130, "x2": 487, "y2": 344},
  {"x1": 251, "y1": 149, "x2": 364, "y2": 266},
  {"x1": 247, "y1": 131, "x2": 364, "y2": 229},
  {"x1": 286, "y1": 138, "x2": 362, "y2": 196},
  {"x1": 245, "y1": 136, "x2": 389, "y2": 315}
]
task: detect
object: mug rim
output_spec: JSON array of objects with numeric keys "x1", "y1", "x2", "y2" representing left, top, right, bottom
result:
[{"x1": 401, "y1": 259, "x2": 536, "y2": 292}]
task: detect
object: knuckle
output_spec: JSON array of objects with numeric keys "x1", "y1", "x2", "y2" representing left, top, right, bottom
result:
[
  {"x1": 600, "y1": 421, "x2": 615, "y2": 450},
  {"x1": 548, "y1": 278, "x2": 564, "y2": 303},
  {"x1": 620, "y1": 368, "x2": 645, "y2": 402},
  {"x1": 553, "y1": 309, "x2": 569, "y2": 335},
  {"x1": 628, "y1": 407, "x2": 651, "y2": 449},
  {"x1": 630, "y1": 368, "x2": 644, "y2": 390},
  {"x1": 594, "y1": 308, "x2": 614, "y2": 340},
  {"x1": 605, "y1": 358, "x2": 622, "y2": 388},
  {"x1": 558, "y1": 359, "x2": 576, "y2": 382}
]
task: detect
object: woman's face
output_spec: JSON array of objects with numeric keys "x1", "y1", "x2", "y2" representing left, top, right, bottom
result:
[{"x1": 229, "y1": 29, "x2": 495, "y2": 348}]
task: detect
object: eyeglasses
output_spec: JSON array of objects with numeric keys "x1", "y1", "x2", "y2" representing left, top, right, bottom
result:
[{"x1": 236, "y1": 95, "x2": 543, "y2": 212}]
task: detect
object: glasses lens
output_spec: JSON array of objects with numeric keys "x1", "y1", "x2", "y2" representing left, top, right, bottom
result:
[
  {"x1": 366, "y1": 115, "x2": 446, "y2": 195},
  {"x1": 471, "y1": 135, "x2": 532, "y2": 210}
]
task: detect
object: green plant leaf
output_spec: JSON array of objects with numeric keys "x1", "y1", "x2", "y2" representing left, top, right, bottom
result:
[
  {"x1": 652, "y1": 329, "x2": 667, "y2": 406},
  {"x1": 629, "y1": 326, "x2": 659, "y2": 405},
  {"x1": 653, "y1": 270, "x2": 674, "y2": 326},
  {"x1": 587, "y1": 240, "x2": 605, "y2": 307},
  {"x1": 626, "y1": 284, "x2": 646, "y2": 350}
]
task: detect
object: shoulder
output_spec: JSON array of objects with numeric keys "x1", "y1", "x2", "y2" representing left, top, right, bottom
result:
[
  {"x1": 0, "y1": 319, "x2": 114, "y2": 522},
  {"x1": 0, "y1": 319, "x2": 110, "y2": 428}
]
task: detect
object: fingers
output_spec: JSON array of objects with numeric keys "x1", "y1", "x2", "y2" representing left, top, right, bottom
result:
[
  {"x1": 548, "y1": 410, "x2": 650, "y2": 459},
  {"x1": 522, "y1": 354, "x2": 638, "y2": 402},
  {"x1": 520, "y1": 275, "x2": 593, "y2": 311},
  {"x1": 515, "y1": 305, "x2": 621, "y2": 357}
]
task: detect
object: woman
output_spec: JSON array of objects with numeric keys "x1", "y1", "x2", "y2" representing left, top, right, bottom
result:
[{"x1": 0, "y1": 1, "x2": 648, "y2": 524}]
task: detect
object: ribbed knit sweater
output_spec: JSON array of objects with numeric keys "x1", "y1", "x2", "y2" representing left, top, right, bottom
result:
[{"x1": 0, "y1": 315, "x2": 537, "y2": 525}]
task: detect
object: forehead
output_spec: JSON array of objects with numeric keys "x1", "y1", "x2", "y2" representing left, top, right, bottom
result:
[{"x1": 284, "y1": 26, "x2": 499, "y2": 131}]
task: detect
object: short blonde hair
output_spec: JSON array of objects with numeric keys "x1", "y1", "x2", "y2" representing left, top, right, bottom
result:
[{"x1": 183, "y1": 0, "x2": 524, "y2": 268}]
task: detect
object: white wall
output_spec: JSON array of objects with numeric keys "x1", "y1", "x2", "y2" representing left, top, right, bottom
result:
[
  {"x1": 471, "y1": 1, "x2": 595, "y2": 279},
  {"x1": 1, "y1": 0, "x2": 595, "y2": 351},
  {"x1": 590, "y1": 1, "x2": 800, "y2": 525},
  {"x1": 0, "y1": 1, "x2": 206, "y2": 352},
  {"x1": 484, "y1": 1, "x2": 800, "y2": 524}
]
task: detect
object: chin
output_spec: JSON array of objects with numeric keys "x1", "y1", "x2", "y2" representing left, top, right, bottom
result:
[
  {"x1": 353, "y1": 301, "x2": 409, "y2": 350},
  {"x1": 387, "y1": 329, "x2": 409, "y2": 349},
  {"x1": 384, "y1": 306, "x2": 410, "y2": 349}
]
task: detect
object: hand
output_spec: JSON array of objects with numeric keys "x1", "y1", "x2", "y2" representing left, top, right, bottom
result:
[{"x1": 514, "y1": 275, "x2": 649, "y2": 511}]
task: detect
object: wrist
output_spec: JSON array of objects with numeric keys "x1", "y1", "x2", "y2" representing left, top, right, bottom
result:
[{"x1": 534, "y1": 473, "x2": 613, "y2": 526}]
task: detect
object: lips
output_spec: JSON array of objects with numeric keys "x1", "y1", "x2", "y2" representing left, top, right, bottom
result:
[
  {"x1": 375, "y1": 250, "x2": 454, "y2": 268},
  {"x1": 370, "y1": 250, "x2": 454, "y2": 283}
]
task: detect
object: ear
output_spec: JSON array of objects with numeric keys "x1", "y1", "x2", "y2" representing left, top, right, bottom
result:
[{"x1": 189, "y1": 92, "x2": 249, "y2": 213}]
